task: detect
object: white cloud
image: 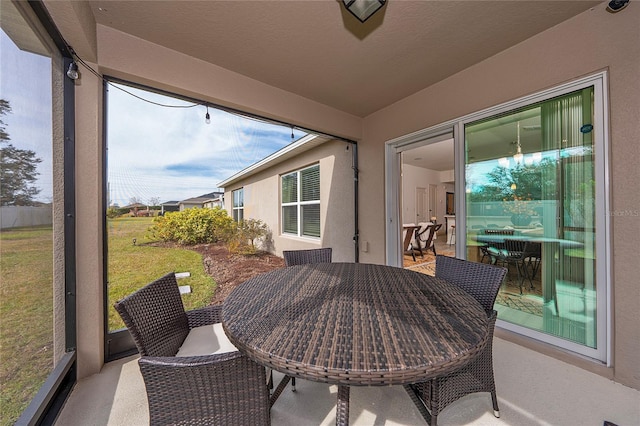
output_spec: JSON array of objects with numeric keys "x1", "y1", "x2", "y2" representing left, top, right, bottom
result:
[{"x1": 107, "y1": 83, "x2": 304, "y2": 205}]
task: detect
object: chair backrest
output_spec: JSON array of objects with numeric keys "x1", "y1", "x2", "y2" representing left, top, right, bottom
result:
[
  {"x1": 503, "y1": 239, "x2": 530, "y2": 258},
  {"x1": 114, "y1": 272, "x2": 189, "y2": 357},
  {"x1": 283, "y1": 247, "x2": 333, "y2": 267},
  {"x1": 417, "y1": 223, "x2": 442, "y2": 248},
  {"x1": 435, "y1": 255, "x2": 507, "y2": 311},
  {"x1": 484, "y1": 228, "x2": 515, "y2": 235}
]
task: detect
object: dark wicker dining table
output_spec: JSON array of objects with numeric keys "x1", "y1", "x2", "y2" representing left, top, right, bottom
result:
[{"x1": 222, "y1": 262, "x2": 490, "y2": 425}]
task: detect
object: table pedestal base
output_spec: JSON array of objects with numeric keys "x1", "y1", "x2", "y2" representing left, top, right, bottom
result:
[{"x1": 337, "y1": 385, "x2": 350, "y2": 426}]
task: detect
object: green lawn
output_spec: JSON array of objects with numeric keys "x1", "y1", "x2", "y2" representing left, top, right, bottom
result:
[
  {"x1": 0, "y1": 226, "x2": 53, "y2": 426},
  {"x1": 0, "y1": 218, "x2": 215, "y2": 424},
  {"x1": 107, "y1": 217, "x2": 215, "y2": 331}
]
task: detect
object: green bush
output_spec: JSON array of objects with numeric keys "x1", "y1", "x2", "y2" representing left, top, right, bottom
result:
[
  {"x1": 148, "y1": 207, "x2": 234, "y2": 245},
  {"x1": 240, "y1": 219, "x2": 269, "y2": 249},
  {"x1": 106, "y1": 207, "x2": 120, "y2": 218},
  {"x1": 227, "y1": 218, "x2": 269, "y2": 254}
]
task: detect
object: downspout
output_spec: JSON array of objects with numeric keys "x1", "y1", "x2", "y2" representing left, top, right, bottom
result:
[{"x1": 350, "y1": 141, "x2": 359, "y2": 263}]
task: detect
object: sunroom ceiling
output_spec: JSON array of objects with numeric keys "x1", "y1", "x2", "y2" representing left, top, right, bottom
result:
[{"x1": 66, "y1": 1, "x2": 599, "y2": 117}]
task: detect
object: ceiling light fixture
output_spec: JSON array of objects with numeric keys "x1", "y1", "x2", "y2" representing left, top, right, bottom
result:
[
  {"x1": 66, "y1": 62, "x2": 79, "y2": 80},
  {"x1": 205, "y1": 105, "x2": 211, "y2": 124},
  {"x1": 342, "y1": 0, "x2": 386, "y2": 23},
  {"x1": 513, "y1": 121, "x2": 523, "y2": 165}
]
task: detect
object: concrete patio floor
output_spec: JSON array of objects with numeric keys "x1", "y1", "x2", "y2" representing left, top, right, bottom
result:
[{"x1": 55, "y1": 337, "x2": 638, "y2": 426}]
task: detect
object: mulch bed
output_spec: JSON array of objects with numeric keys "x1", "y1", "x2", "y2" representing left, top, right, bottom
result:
[{"x1": 189, "y1": 243, "x2": 285, "y2": 305}]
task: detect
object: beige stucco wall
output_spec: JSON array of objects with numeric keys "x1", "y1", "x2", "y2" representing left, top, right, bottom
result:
[
  {"x1": 54, "y1": 1, "x2": 638, "y2": 389},
  {"x1": 224, "y1": 139, "x2": 356, "y2": 262},
  {"x1": 359, "y1": 4, "x2": 639, "y2": 389},
  {"x1": 74, "y1": 62, "x2": 105, "y2": 378}
]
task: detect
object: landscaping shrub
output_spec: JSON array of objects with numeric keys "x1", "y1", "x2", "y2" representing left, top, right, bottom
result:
[
  {"x1": 149, "y1": 207, "x2": 234, "y2": 245},
  {"x1": 227, "y1": 218, "x2": 269, "y2": 254}
]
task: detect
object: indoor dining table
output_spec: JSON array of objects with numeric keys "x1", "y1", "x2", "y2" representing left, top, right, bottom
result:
[{"x1": 222, "y1": 262, "x2": 490, "y2": 425}]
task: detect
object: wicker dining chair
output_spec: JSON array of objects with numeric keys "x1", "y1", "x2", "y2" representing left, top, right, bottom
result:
[
  {"x1": 114, "y1": 272, "x2": 270, "y2": 426},
  {"x1": 283, "y1": 247, "x2": 333, "y2": 266},
  {"x1": 407, "y1": 255, "x2": 507, "y2": 426},
  {"x1": 279, "y1": 247, "x2": 333, "y2": 392}
]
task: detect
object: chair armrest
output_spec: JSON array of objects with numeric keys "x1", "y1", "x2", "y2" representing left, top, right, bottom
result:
[
  {"x1": 186, "y1": 304, "x2": 223, "y2": 328},
  {"x1": 139, "y1": 350, "x2": 246, "y2": 368}
]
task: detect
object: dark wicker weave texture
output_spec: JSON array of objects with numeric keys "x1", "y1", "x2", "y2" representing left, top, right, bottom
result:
[
  {"x1": 115, "y1": 272, "x2": 270, "y2": 426},
  {"x1": 223, "y1": 263, "x2": 492, "y2": 425},
  {"x1": 282, "y1": 247, "x2": 332, "y2": 266},
  {"x1": 223, "y1": 263, "x2": 490, "y2": 387},
  {"x1": 405, "y1": 256, "x2": 507, "y2": 426}
]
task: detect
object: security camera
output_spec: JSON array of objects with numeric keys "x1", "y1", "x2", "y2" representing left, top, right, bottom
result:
[{"x1": 607, "y1": 0, "x2": 629, "y2": 13}]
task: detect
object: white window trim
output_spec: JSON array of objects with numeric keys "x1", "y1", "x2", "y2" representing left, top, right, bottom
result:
[
  {"x1": 232, "y1": 188, "x2": 243, "y2": 222},
  {"x1": 281, "y1": 164, "x2": 321, "y2": 239},
  {"x1": 385, "y1": 72, "x2": 610, "y2": 364}
]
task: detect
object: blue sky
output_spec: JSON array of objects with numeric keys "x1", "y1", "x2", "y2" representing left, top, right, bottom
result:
[
  {"x1": 2, "y1": 28, "x2": 305, "y2": 207},
  {"x1": 0, "y1": 30, "x2": 53, "y2": 202},
  {"x1": 106, "y1": 83, "x2": 306, "y2": 206}
]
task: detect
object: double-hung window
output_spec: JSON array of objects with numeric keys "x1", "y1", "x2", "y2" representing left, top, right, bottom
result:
[
  {"x1": 232, "y1": 188, "x2": 244, "y2": 222},
  {"x1": 281, "y1": 164, "x2": 320, "y2": 238}
]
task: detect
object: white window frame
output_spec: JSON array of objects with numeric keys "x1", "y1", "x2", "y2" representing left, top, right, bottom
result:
[
  {"x1": 232, "y1": 188, "x2": 243, "y2": 222},
  {"x1": 281, "y1": 164, "x2": 321, "y2": 238}
]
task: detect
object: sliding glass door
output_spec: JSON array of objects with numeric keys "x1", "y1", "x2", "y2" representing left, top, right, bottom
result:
[{"x1": 464, "y1": 76, "x2": 608, "y2": 360}]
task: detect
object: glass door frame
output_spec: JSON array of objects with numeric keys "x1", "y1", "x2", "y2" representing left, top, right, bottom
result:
[{"x1": 385, "y1": 72, "x2": 611, "y2": 363}]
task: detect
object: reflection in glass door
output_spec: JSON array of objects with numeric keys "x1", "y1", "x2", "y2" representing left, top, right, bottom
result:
[{"x1": 464, "y1": 85, "x2": 603, "y2": 354}]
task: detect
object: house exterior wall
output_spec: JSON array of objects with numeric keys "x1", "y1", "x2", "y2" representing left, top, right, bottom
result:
[
  {"x1": 58, "y1": 2, "x2": 638, "y2": 389},
  {"x1": 360, "y1": 4, "x2": 639, "y2": 389},
  {"x1": 223, "y1": 140, "x2": 356, "y2": 262},
  {"x1": 179, "y1": 202, "x2": 202, "y2": 211}
]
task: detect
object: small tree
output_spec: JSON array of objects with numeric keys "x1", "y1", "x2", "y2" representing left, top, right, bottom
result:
[
  {"x1": 237, "y1": 219, "x2": 269, "y2": 253},
  {"x1": 0, "y1": 99, "x2": 43, "y2": 206},
  {"x1": 129, "y1": 196, "x2": 142, "y2": 205}
]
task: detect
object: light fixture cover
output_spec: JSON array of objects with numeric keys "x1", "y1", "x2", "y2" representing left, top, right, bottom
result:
[
  {"x1": 343, "y1": 0, "x2": 386, "y2": 23},
  {"x1": 66, "y1": 62, "x2": 79, "y2": 80}
]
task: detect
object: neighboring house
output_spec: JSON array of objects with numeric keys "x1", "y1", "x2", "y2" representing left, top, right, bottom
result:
[
  {"x1": 123, "y1": 202, "x2": 151, "y2": 217},
  {"x1": 178, "y1": 191, "x2": 224, "y2": 211},
  {"x1": 159, "y1": 201, "x2": 180, "y2": 215},
  {"x1": 219, "y1": 135, "x2": 356, "y2": 261},
  {"x1": 202, "y1": 194, "x2": 223, "y2": 209}
]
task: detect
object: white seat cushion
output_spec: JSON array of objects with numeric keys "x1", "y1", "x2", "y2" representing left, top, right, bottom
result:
[{"x1": 176, "y1": 323, "x2": 237, "y2": 357}]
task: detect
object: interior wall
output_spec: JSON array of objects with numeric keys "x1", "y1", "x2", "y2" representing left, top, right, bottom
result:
[
  {"x1": 360, "y1": 4, "x2": 639, "y2": 389},
  {"x1": 400, "y1": 164, "x2": 440, "y2": 224}
]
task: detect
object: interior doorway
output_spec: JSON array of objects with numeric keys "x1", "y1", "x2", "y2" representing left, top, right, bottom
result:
[
  {"x1": 386, "y1": 126, "x2": 455, "y2": 267},
  {"x1": 415, "y1": 187, "x2": 428, "y2": 223}
]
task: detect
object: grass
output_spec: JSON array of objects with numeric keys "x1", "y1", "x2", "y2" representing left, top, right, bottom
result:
[
  {"x1": 0, "y1": 225, "x2": 53, "y2": 426},
  {"x1": 0, "y1": 218, "x2": 215, "y2": 424},
  {"x1": 107, "y1": 217, "x2": 215, "y2": 331}
]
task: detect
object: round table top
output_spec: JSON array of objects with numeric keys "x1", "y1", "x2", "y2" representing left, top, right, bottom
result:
[{"x1": 222, "y1": 262, "x2": 489, "y2": 386}]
